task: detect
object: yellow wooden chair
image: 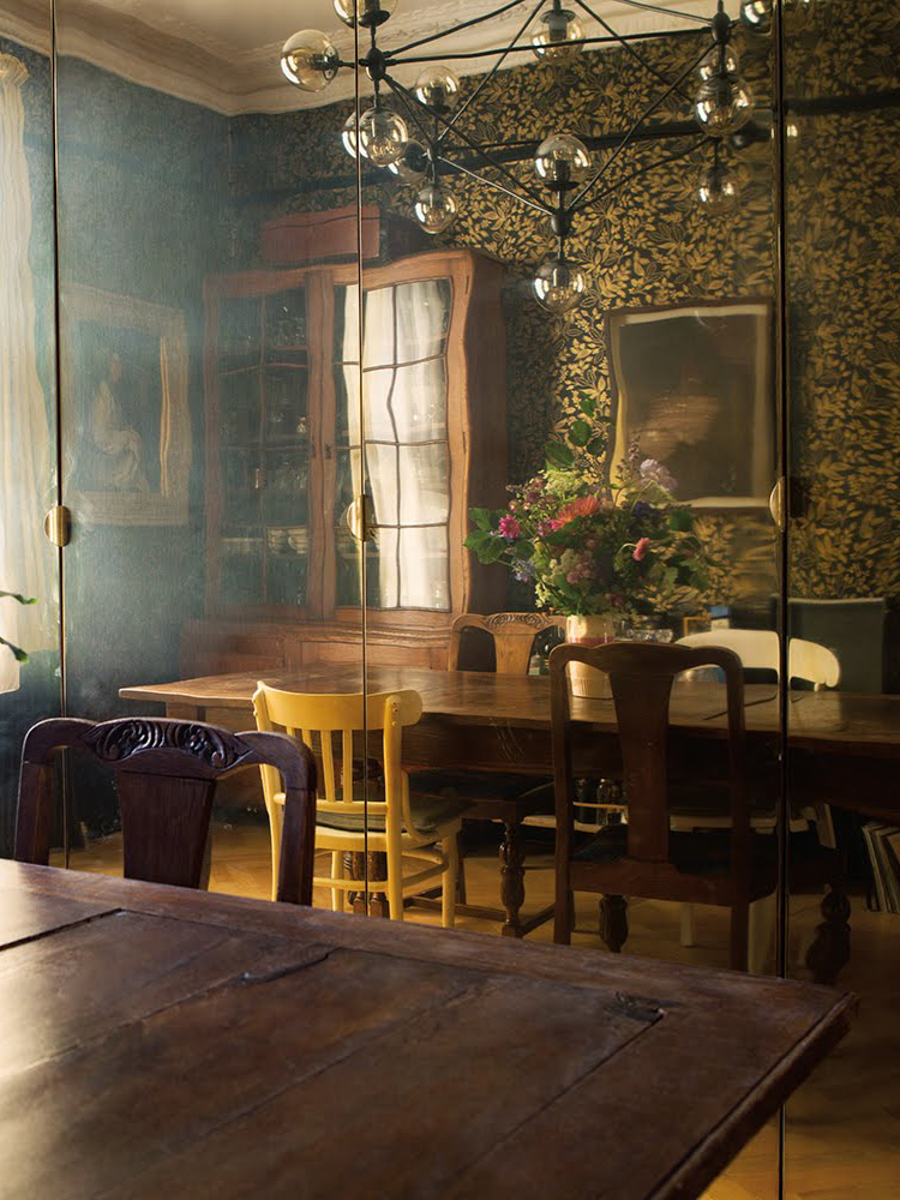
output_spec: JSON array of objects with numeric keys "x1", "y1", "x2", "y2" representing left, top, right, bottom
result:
[{"x1": 252, "y1": 683, "x2": 463, "y2": 926}]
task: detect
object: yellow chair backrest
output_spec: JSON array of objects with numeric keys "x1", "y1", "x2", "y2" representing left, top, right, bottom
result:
[{"x1": 252, "y1": 684, "x2": 423, "y2": 824}]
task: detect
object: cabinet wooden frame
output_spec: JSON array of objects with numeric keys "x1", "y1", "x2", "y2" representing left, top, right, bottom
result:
[{"x1": 202, "y1": 247, "x2": 507, "y2": 657}]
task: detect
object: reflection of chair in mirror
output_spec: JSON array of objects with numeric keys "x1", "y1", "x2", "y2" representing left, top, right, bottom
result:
[
  {"x1": 409, "y1": 613, "x2": 564, "y2": 938},
  {"x1": 15, "y1": 716, "x2": 317, "y2": 904},
  {"x1": 551, "y1": 641, "x2": 774, "y2": 971},
  {"x1": 676, "y1": 628, "x2": 843, "y2": 967},
  {"x1": 550, "y1": 642, "x2": 849, "y2": 981},
  {"x1": 253, "y1": 684, "x2": 463, "y2": 925}
]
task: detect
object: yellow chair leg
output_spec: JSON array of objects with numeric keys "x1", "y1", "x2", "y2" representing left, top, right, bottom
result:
[
  {"x1": 442, "y1": 835, "x2": 458, "y2": 929},
  {"x1": 331, "y1": 851, "x2": 345, "y2": 913},
  {"x1": 267, "y1": 803, "x2": 284, "y2": 903}
]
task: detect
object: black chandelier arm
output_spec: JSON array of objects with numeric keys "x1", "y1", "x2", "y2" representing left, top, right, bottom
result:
[
  {"x1": 385, "y1": 73, "x2": 550, "y2": 209},
  {"x1": 574, "y1": 134, "x2": 713, "y2": 212},
  {"x1": 386, "y1": 26, "x2": 702, "y2": 66},
  {"x1": 440, "y1": 157, "x2": 553, "y2": 216},
  {"x1": 570, "y1": 39, "x2": 711, "y2": 208},
  {"x1": 438, "y1": 0, "x2": 547, "y2": 144},
  {"x1": 385, "y1": 75, "x2": 438, "y2": 145},
  {"x1": 570, "y1": 0, "x2": 695, "y2": 105},
  {"x1": 385, "y1": 0, "x2": 529, "y2": 60}
]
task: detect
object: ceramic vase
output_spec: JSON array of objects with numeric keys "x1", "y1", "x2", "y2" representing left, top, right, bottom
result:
[{"x1": 565, "y1": 613, "x2": 619, "y2": 699}]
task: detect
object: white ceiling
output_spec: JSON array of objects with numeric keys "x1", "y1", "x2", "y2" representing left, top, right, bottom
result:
[{"x1": 1, "y1": 0, "x2": 737, "y2": 115}]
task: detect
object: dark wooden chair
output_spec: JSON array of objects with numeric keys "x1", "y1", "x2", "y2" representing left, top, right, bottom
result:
[
  {"x1": 409, "y1": 612, "x2": 564, "y2": 937},
  {"x1": 550, "y1": 642, "x2": 849, "y2": 980},
  {"x1": 14, "y1": 716, "x2": 318, "y2": 905}
]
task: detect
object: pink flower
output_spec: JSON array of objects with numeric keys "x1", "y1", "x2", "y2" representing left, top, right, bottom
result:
[
  {"x1": 498, "y1": 515, "x2": 521, "y2": 541},
  {"x1": 633, "y1": 536, "x2": 651, "y2": 562}
]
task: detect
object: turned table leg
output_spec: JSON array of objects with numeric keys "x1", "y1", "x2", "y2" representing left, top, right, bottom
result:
[
  {"x1": 600, "y1": 895, "x2": 628, "y2": 953},
  {"x1": 806, "y1": 885, "x2": 850, "y2": 985},
  {"x1": 500, "y1": 820, "x2": 526, "y2": 938}
]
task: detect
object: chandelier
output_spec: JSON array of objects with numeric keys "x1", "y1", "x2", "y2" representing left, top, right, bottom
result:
[{"x1": 279, "y1": 0, "x2": 769, "y2": 312}]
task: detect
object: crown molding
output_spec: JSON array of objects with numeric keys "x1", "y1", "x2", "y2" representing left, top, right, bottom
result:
[{"x1": 1, "y1": 0, "x2": 734, "y2": 116}]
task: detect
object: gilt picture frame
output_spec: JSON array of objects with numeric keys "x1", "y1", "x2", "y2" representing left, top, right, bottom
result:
[
  {"x1": 62, "y1": 285, "x2": 191, "y2": 525},
  {"x1": 606, "y1": 299, "x2": 774, "y2": 509}
]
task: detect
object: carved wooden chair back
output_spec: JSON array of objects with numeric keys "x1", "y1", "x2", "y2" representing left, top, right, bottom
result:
[
  {"x1": 549, "y1": 641, "x2": 753, "y2": 967},
  {"x1": 678, "y1": 629, "x2": 840, "y2": 689},
  {"x1": 15, "y1": 717, "x2": 317, "y2": 904},
  {"x1": 448, "y1": 612, "x2": 566, "y2": 675}
]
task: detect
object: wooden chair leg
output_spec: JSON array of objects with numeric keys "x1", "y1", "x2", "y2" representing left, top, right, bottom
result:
[
  {"x1": 748, "y1": 894, "x2": 776, "y2": 974},
  {"x1": 729, "y1": 901, "x2": 750, "y2": 973},
  {"x1": 554, "y1": 885, "x2": 573, "y2": 945},
  {"x1": 806, "y1": 884, "x2": 851, "y2": 985},
  {"x1": 330, "y1": 850, "x2": 345, "y2": 913},
  {"x1": 599, "y1": 895, "x2": 628, "y2": 953},
  {"x1": 680, "y1": 902, "x2": 696, "y2": 947},
  {"x1": 456, "y1": 829, "x2": 467, "y2": 905},
  {"x1": 442, "y1": 835, "x2": 458, "y2": 930}
]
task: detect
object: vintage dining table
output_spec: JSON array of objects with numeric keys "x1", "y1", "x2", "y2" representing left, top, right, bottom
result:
[
  {"x1": 120, "y1": 664, "x2": 900, "y2": 935},
  {"x1": 0, "y1": 859, "x2": 855, "y2": 1200}
]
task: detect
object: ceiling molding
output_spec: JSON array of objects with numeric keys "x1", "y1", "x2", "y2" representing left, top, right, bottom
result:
[{"x1": 1, "y1": 0, "x2": 734, "y2": 116}]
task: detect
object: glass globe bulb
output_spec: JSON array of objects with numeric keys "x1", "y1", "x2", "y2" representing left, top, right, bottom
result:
[
  {"x1": 698, "y1": 161, "x2": 740, "y2": 212},
  {"x1": 740, "y1": 0, "x2": 772, "y2": 30},
  {"x1": 533, "y1": 257, "x2": 585, "y2": 312},
  {"x1": 698, "y1": 45, "x2": 740, "y2": 82},
  {"x1": 358, "y1": 107, "x2": 408, "y2": 167},
  {"x1": 341, "y1": 113, "x2": 362, "y2": 159},
  {"x1": 694, "y1": 76, "x2": 754, "y2": 135},
  {"x1": 414, "y1": 67, "x2": 461, "y2": 110},
  {"x1": 534, "y1": 134, "x2": 591, "y2": 187},
  {"x1": 280, "y1": 30, "x2": 340, "y2": 92},
  {"x1": 333, "y1": 0, "x2": 396, "y2": 28},
  {"x1": 388, "y1": 140, "x2": 429, "y2": 184},
  {"x1": 532, "y1": 6, "x2": 584, "y2": 59},
  {"x1": 413, "y1": 183, "x2": 458, "y2": 235}
]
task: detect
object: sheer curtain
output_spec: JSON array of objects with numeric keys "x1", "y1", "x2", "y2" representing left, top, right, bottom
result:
[
  {"x1": 340, "y1": 280, "x2": 449, "y2": 610},
  {"x1": 0, "y1": 54, "x2": 54, "y2": 692}
]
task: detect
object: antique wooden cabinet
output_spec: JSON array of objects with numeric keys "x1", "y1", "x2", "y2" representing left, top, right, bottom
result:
[{"x1": 183, "y1": 247, "x2": 507, "y2": 675}]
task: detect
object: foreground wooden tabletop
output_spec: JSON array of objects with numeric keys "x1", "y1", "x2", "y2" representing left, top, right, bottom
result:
[{"x1": 0, "y1": 860, "x2": 855, "y2": 1200}]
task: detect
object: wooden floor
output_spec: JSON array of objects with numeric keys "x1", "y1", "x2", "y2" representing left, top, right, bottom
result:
[{"x1": 53, "y1": 821, "x2": 900, "y2": 1200}]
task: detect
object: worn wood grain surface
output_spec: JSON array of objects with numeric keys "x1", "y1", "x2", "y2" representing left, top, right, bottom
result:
[{"x1": 0, "y1": 861, "x2": 855, "y2": 1200}]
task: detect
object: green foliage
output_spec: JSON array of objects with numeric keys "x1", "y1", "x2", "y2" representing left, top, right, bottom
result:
[{"x1": 0, "y1": 589, "x2": 36, "y2": 665}]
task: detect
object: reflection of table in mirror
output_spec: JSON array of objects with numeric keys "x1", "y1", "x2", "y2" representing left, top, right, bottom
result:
[{"x1": 121, "y1": 666, "x2": 900, "y2": 931}]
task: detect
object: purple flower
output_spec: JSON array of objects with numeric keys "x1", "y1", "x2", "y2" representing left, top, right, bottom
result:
[
  {"x1": 632, "y1": 501, "x2": 652, "y2": 519},
  {"x1": 639, "y1": 458, "x2": 677, "y2": 493},
  {"x1": 513, "y1": 559, "x2": 535, "y2": 582}
]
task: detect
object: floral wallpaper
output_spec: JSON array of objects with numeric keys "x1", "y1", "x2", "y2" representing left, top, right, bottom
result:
[{"x1": 231, "y1": 25, "x2": 782, "y2": 613}]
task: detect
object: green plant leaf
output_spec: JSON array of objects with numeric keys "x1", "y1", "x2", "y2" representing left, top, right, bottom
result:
[
  {"x1": 580, "y1": 394, "x2": 597, "y2": 417},
  {"x1": 545, "y1": 441, "x2": 574, "y2": 469},
  {"x1": 586, "y1": 436, "x2": 607, "y2": 456},
  {"x1": 468, "y1": 507, "x2": 495, "y2": 532},
  {"x1": 569, "y1": 418, "x2": 592, "y2": 447},
  {"x1": 0, "y1": 635, "x2": 28, "y2": 663},
  {"x1": 0, "y1": 590, "x2": 36, "y2": 606},
  {"x1": 479, "y1": 537, "x2": 506, "y2": 565},
  {"x1": 669, "y1": 508, "x2": 693, "y2": 531}
]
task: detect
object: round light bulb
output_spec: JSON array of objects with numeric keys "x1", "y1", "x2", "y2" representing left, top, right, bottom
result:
[
  {"x1": 413, "y1": 183, "x2": 458, "y2": 235},
  {"x1": 694, "y1": 76, "x2": 754, "y2": 135},
  {"x1": 280, "y1": 30, "x2": 340, "y2": 92},
  {"x1": 533, "y1": 257, "x2": 586, "y2": 312},
  {"x1": 358, "y1": 106, "x2": 408, "y2": 166},
  {"x1": 740, "y1": 0, "x2": 772, "y2": 30},
  {"x1": 333, "y1": 0, "x2": 396, "y2": 28},
  {"x1": 698, "y1": 45, "x2": 740, "y2": 82},
  {"x1": 388, "y1": 140, "x2": 429, "y2": 184},
  {"x1": 534, "y1": 133, "x2": 591, "y2": 187},
  {"x1": 698, "y1": 161, "x2": 739, "y2": 212},
  {"x1": 532, "y1": 6, "x2": 584, "y2": 59},
  {"x1": 414, "y1": 67, "x2": 461, "y2": 110},
  {"x1": 341, "y1": 112, "x2": 361, "y2": 159}
]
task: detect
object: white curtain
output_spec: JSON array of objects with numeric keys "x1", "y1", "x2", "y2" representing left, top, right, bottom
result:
[
  {"x1": 0, "y1": 54, "x2": 54, "y2": 693},
  {"x1": 340, "y1": 281, "x2": 449, "y2": 610}
]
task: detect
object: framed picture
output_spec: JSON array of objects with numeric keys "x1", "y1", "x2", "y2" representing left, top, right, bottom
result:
[
  {"x1": 62, "y1": 285, "x2": 191, "y2": 525},
  {"x1": 606, "y1": 300, "x2": 774, "y2": 508}
]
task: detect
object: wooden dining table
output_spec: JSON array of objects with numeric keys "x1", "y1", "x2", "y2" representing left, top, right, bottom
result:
[
  {"x1": 0, "y1": 859, "x2": 855, "y2": 1200},
  {"x1": 121, "y1": 663, "x2": 900, "y2": 935}
]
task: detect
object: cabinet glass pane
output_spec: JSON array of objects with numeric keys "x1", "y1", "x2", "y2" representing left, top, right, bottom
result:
[
  {"x1": 395, "y1": 280, "x2": 451, "y2": 364},
  {"x1": 393, "y1": 360, "x2": 448, "y2": 443},
  {"x1": 398, "y1": 528, "x2": 450, "y2": 611},
  {"x1": 398, "y1": 445, "x2": 450, "y2": 525}
]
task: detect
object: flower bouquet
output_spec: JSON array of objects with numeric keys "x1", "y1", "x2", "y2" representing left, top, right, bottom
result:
[{"x1": 465, "y1": 396, "x2": 709, "y2": 693}]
